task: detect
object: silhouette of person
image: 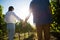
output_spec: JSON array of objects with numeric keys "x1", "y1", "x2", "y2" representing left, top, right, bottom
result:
[
  {"x1": 4, "y1": 6, "x2": 22, "y2": 40},
  {"x1": 25, "y1": 0, "x2": 52, "y2": 40}
]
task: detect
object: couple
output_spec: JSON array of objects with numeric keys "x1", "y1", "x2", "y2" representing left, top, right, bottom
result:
[{"x1": 4, "y1": 0, "x2": 52, "y2": 40}]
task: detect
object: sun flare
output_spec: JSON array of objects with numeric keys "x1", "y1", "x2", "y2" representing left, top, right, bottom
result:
[{"x1": 14, "y1": 6, "x2": 34, "y2": 25}]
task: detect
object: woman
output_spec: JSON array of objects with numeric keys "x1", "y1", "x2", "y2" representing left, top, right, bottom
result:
[{"x1": 4, "y1": 6, "x2": 22, "y2": 40}]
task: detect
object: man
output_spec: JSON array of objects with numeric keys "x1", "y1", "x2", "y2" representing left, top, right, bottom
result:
[
  {"x1": 26, "y1": 0, "x2": 52, "y2": 40},
  {"x1": 4, "y1": 6, "x2": 22, "y2": 40}
]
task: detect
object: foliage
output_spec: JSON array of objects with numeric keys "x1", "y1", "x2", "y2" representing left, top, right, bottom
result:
[
  {"x1": 50, "y1": 0, "x2": 60, "y2": 32},
  {"x1": 0, "y1": 5, "x2": 7, "y2": 40},
  {"x1": 15, "y1": 21, "x2": 36, "y2": 33},
  {"x1": 0, "y1": 0, "x2": 60, "y2": 39},
  {"x1": 15, "y1": 21, "x2": 36, "y2": 40},
  {"x1": 50, "y1": 0, "x2": 60, "y2": 39}
]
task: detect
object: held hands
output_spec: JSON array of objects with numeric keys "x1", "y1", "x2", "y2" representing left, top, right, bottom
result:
[
  {"x1": 20, "y1": 16, "x2": 29, "y2": 23},
  {"x1": 22, "y1": 20, "x2": 26, "y2": 27},
  {"x1": 20, "y1": 14, "x2": 30, "y2": 27},
  {"x1": 25, "y1": 14, "x2": 30, "y2": 22},
  {"x1": 20, "y1": 19, "x2": 23, "y2": 22},
  {"x1": 20, "y1": 18, "x2": 28, "y2": 28},
  {"x1": 22, "y1": 16, "x2": 29, "y2": 27}
]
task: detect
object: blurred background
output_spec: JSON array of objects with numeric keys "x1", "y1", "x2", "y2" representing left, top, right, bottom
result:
[{"x1": 0, "y1": 0, "x2": 60, "y2": 40}]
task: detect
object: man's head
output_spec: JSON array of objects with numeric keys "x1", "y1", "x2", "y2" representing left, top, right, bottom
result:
[{"x1": 8, "y1": 6, "x2": 14, "y2": 11}]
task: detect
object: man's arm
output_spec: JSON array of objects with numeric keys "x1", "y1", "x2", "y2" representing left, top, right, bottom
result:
[
  {"x1": 25, "y1": 9, "x2": 32, "y2": 22},
  {"x1": 25, "y1": 1, "x2": 33, "y2": 22}
]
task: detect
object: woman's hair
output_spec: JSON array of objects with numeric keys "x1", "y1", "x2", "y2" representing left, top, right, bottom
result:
[{"x1": 8, "y1": 6, "x2": 14, "y2": 11}]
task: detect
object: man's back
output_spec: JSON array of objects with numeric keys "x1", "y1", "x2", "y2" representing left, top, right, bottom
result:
[
  {"x1": 30, "y1": 0, "x2": 52, "y2": 24},
  {"x1": 30, "y1": 0, "x2": 50, "y2": 13}
]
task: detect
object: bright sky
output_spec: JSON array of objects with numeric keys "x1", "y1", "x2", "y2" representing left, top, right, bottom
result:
[{"x1": 0, "y1": 0, "x2": 35, "y2": 25}]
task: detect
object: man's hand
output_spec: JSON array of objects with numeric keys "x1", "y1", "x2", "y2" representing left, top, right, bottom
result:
[
  {"x1": 25, "y1": 17, "x2": 29, "y2": 22},
  {"x1": 20, "y1": 19, "x2": 23, "y2": 22},
  {"x1": 25, "y1": 13, "x2": 31, "y2": 22}
]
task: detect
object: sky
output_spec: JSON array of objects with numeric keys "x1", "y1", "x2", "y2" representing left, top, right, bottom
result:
[{"x1": 0, "y1": 0, "x2": 34, "y2": 25}]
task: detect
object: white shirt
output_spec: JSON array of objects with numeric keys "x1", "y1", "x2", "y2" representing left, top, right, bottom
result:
[{"x1": 4, "y1": 11, "x2": 21, "y2": 23}]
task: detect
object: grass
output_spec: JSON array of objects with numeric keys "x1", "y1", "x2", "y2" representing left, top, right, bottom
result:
[
  {"x1": 3, "y1": 32, "x2": 38, "y2": 40},
  {"x1": 3, "y1": 32, "x2": 57, "y2": 40}
]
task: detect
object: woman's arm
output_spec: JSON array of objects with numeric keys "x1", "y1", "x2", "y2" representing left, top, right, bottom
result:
[{"x1": 12, "y1": 12, "x2": 22, "y2": 21}]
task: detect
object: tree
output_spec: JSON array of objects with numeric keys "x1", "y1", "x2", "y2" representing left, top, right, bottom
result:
[
  {"x1": 50, "y1": 0, "x2": 60, "y2": 39},
  {"x1": 50, "y1": 0, "x2": 60, "y2": 32},
  {"x1": 0, "y1": 5, "x2": 7, "y2": 40}
]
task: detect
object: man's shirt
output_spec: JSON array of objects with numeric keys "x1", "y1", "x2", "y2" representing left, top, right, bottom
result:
[{"x1": 30, "y1": 0, "x2": 52, "y2": 24}]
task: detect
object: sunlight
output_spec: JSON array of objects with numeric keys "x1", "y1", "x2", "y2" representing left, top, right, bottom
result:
[
  {"x1": 14, "y1": 5, "x2": 34, "y2": 26},
  {"x1": 0, "y1": 0, "x2": 34, "y2": 26}
]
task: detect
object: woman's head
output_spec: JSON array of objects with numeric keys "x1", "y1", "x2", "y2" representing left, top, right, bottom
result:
[{"x1": 8, "y1": 6, "x2": 14, "y2": 11}]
